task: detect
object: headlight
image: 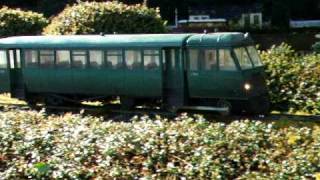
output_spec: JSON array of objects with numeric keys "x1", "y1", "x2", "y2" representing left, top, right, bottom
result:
[{"x1": 244, "y1": 83, "x2": 251, "y2": 91}]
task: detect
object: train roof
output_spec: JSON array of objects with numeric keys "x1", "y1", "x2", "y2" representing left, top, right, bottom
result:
[
  {"x1": 0, "y1": 33, "x2": 254, "y2": 49},
  {"x1": 0, "y1": 34, "x2": 192, "y2": 49},
  {"x1": 186, "y1": 32, "x2": 254, "y2": 47}
]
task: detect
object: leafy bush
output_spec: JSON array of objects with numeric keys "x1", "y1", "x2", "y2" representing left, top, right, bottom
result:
[
  {"x1": 1, "y1": 111, "x2": 320, "y2": 179},
  {"x1": 260, "y1": 43, "x2": 320, "y2": 114},
  {"x1": 43, "y1": 1, "x2": 167, "y2": 35},
  {"x1": 312, "y1": 41, "x2": 320, "y2": 53},
  {"x1": 0, "y1": 7, "x2": 48, "y2": 37}
]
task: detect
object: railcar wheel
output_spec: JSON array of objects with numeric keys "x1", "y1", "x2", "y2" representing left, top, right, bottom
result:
[
  {"x1": 26, "y1": 99, "x2": 37, "y2": 109},
  {"x1": 247, "y1": 95, "x2": 270, "y2": 115},
  {"x1": 120, "y1": 97, "x2": 135, "y2": 110},
  {"x1": 217, "y1": 99, "x2": 232, "y2": 116},
  {"x1": 45, "y1": 96, "x2": 64, "y2": 106},
  {"x1": 24, "y1": 89, "x2": 38, "y2": 109}
]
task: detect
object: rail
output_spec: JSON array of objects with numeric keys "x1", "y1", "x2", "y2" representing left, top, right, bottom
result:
[{"x1": 0, "y1": 102, "x2": 319, "y2": 122}]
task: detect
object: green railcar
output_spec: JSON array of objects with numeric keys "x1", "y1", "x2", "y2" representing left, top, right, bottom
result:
[{"x1": 0, "y1": 33, "x2": 269, "y2": 114}]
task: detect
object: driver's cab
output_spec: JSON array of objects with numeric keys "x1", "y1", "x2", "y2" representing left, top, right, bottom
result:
[{"x1": 186, "y1": 33, "x2": 268, "y2": 101}]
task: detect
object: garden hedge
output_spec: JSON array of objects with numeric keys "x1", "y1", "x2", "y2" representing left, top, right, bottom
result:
[
  {"x1": 260, "y1": 43, "x2": 320, "y2": 114},
  {"x1": 43, "y1": 1, "x2": 167, "y2": 35},
  {"x1": 0, "y1": 111, "x2": 320, "y2": 179},
  {"x1": 0, "y1": 7, "x2": 48, "y2": 37},
  {"x1": 312, "y1": 42, "x2": 320, "y2": 53}
]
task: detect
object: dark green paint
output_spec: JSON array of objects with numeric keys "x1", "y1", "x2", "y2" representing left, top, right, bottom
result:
[
  {"x1": 0, "y1": 68, "x2": 10, "y2": 92},
  {"x1": 0, "y1": 33, "x2": 267, "y2": 105},
  {"x1": 0, "y1": 34, "x2": 192, "y2": 49}
]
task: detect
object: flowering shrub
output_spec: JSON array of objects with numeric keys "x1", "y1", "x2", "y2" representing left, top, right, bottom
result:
[
  {"x1": 43, "y1": 1, "x2": 167, "y2": 35},
  {"x1": 260, "y1": 43, "x2": 320, "y2": 114},
  {"x1": 0, "y1": 7, "x2": 48, "y2": 36},
  {"x1": 1, "y1": 110, "x2": 320, "y2": 179},
  {"x1": 312, "y1": 41, "x2": 320, "y2": 53}
]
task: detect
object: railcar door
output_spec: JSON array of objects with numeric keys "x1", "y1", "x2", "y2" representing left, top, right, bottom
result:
[
  {"x1": 187, "y1": 48, "x2": 219, "y2": 98},
  {"x1": 162, "y1": 48, "x2": 185, "y2": 107},
  {"x1": 8, "y1": 49, "x2": 24, "y2": 98},
  {"x1": 0, "y1": 50, "x2": 10, "y2": 93},
  {"x1": 214, "y1": 48, "x2": 242, "y2": 99}
]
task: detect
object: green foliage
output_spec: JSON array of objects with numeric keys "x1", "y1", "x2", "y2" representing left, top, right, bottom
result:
[
  {"x1": 260, "y1": 43, "x2": 320, "y2": 114},
  {"x1": 0, "y1": 7, "x2": 48, "y2": 36},
  {"x1": 312, "y1": 41, "x2": 320, "y2": 53},
  {"x1": 43, "y1": 1, "x2": 167, "y2": 35},
  {"x1": 1, "y1": 111, "x2": 320, "y2": 179}
]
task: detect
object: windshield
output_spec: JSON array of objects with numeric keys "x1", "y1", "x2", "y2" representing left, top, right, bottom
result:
[
  {"x1": 247, "y1": 46, "x2": 263, "y2": 67},
  {"x1": 234, "y1": 47, "x2": 253, "y2": 70}
]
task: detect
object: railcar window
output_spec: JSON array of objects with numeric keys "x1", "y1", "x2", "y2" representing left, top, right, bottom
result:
[
  {"x1": 89, "y1": 50, "x2": 103, "y2": 68},
  {"x1": 170, "y1": 49, "x2": 176, "y2": 69},
  {"x1": 234, "y1": 47, "x2": 253, "y2": 70},
  {"x1": 0, "y1": 50, "x2": 7, "y2": 68},
  {"x1": 106, "y1": 50, "x2": 123, "y2": 69},
  {"x1": 9, "y1": 50, "x2": 14, "y2": 69},
  {"x1": 40, "y1": 50, "x2": 54, "y2": 68},
  {"x1": 189, "y1": 49, "x2": 199, "y2": 71},
  {"x1": 24, "y1": 50, "x2": 38, "y2": 68},
  {"x1": 125, "y1": 50, "x2": 141, "y2": 70},
  {"x1": 162, "y1": 50, "x2": 166, "y2": 71},
  {"x1": 219, "y1": 49, "x2": 237, "y2": 71},
  {"x1": 56, "y1": 50, "x2": 71, "y2": 68},
  {"x1": 247, "y1": 46, "x2": 263, "y2": 67},
  {"x1": 144, "y1": 50, "x2": 160, "y2": 70},
  {"x1": 204, "y1": 49, "x2": 217, "y2": 70},
  {"x1": 16, "y1": 50, "x2": 21, "y2": 68},
  {"x1": 72, "y1": 50, "x2": 87, "y2": 68}
]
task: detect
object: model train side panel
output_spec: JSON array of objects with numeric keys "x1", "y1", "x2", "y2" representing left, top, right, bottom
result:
[
  {"x1": 23, "y1": 50, "x2": 163, "y2": 97},
  {"x1": 0, "y1": 33, "x2": 270, "y2": 114}
]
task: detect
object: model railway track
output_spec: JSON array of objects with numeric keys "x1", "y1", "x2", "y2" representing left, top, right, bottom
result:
[
  {"x1": 0, "y1": 102, "x2": 176, "y2": 119},
  {"x1": 0, "y1": 102, "x2": 319, "y2": 122}
]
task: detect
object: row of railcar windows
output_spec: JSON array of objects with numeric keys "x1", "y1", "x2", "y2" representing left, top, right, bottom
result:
[
  {"x1": 24, "y1": 49, "x2": 161, "y2": 70},
  {"x1": 189, "y1": 49, "x2": 238, "y2": 71}
]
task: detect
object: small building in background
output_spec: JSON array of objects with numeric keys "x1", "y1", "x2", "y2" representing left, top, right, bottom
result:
[
  {"x1": 239, "y1": 13, "x2": 263, "y2": 29},
  {"x1": 178, "y1": 15, "x2": 227, "y2": 30},
  {"x1": 175, "y1": 3, "x2": 263, "y2": 32}
]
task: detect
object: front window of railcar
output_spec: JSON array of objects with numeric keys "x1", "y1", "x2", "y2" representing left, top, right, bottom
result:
[
  {"x1": 204, "y1": 49, "x2": 217, "y2": 71},
  {"x1": 247, "y1": 46, "x2": 263, "y2": 67},
  {"x1": 189, "y1": 49, "x2": 199, "y2": 71},
  {"x1": 219, "y1": 49, "x2": 237, "y2": 71},
  {"x1": 234, "y1": 47, "x2": 253, "y2": 70}
]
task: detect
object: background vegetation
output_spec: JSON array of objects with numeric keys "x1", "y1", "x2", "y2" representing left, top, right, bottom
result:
[
  {"x1": 0, "y1": 7, "x2": 47, "y2": 37},
  {"x1": 1, "y1": 111, "x2": 320, "y2": 179},
  {"x1": 43, "y1": 1, "x2": 166, "y2": 35},
  {"x1": 260, "y1": 43, "x2": 320, "y2": 114},
  {"x1": 312, "y1": 41, "x2": 320, "y2": 53},
  {"x1": 0, "y1": 4, "x2": 318, "y2": 114},
  {"x1": 1, "y1": 0, "x2": 319, "y2": 28}
]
